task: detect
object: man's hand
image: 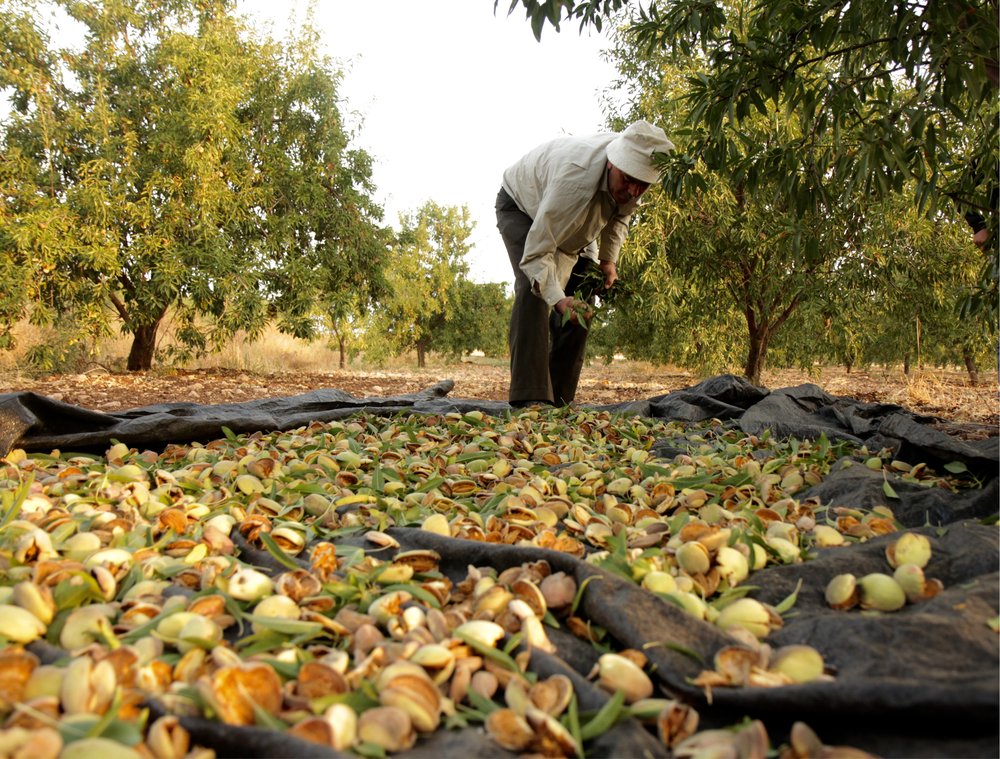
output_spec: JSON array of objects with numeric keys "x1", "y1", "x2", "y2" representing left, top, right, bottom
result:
[
  {"x1": 600, "y1": 260, "x2": 618, "y2": 289},
  {"x1": 555, "y1": 296, "x2": 594, "y2": 325}
]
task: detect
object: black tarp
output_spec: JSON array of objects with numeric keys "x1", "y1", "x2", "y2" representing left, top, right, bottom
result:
[{"x1": 5, "y1": 374, "x2": 999, "y2": 757}]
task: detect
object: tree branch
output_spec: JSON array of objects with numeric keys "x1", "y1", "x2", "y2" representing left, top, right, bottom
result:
[{"x1": 108, "y1": 291, "x2": 129, "y2": 322}]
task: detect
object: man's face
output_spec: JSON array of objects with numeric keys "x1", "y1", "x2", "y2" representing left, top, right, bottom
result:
[{"x1": 607, "y1": 161, "x2": 651, "y2": 206}]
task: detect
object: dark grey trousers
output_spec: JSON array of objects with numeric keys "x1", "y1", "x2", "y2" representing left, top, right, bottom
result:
[{"x1": 495, "y1": 187, "x2": 591, "y2": 405}]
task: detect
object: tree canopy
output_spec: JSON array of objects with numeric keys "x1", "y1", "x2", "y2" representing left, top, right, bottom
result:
[
  {"x1": 557, "y1": 1, "x2": 994, "y2": 382},
  {"x1": 502, "y1": 0, "x2": 998, "y2": 319},
  {"x1": 365, "y1": 202, "x2": 497, "y2": 368},
  {"x1": 1, "y1": 0, "x2": 388, "y2": 370}
]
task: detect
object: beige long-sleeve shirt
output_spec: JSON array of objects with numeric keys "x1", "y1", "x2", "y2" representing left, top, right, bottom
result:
[{"x1": 501, "y1": 132, "x2": 638, "y2": 306}]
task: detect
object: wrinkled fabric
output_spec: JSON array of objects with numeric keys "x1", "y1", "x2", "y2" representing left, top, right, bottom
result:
[{"x1": 7, "y1": 373, "x2": 999, "y2": 758}]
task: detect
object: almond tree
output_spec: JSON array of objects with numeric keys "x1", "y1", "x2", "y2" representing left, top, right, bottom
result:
[
  {"x1": 365, "y1": 202, "x2": 476, "y2": 368},
  {"x1": 435, "y1": 279, "x2": 511, "y2": 360},
  {"x1": 1, "y1": 0, "x2": 387, "y2": 370},
  {"x1": 583, "y1": 11, "x2": 991, "y2": 384},
  {"x1": 794, "y1": 193, "x2": 995, "y2": 382},
  {"x1": 502, "y1": 0, "x2": 998, "y2": 320}
]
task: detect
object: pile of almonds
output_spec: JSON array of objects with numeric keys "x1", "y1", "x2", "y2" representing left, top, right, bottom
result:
[{"x1": 0, "y1": 407, "x2": 969, "y2": 757}]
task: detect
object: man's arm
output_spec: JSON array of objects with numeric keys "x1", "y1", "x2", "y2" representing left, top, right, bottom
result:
[
  {"x1": 519, "y1": 185, "x2": 593, "y2": 306},
  {"x1": 600, "y1": 260, "x2": 618, "y2": 289},
  {"x1": 596, "y1": 212, "x2": 630, "y2": 288}
]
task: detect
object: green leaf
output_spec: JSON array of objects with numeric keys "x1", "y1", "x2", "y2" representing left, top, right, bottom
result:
[
  {"x1": 579, "y1": 688, "x2": 625, "y2": 742},
  {"x1": 258, "y1": 531, "x2": 303, "y2": 571},
  {"x1": 571, "y1": 575, "x2": 601, "y2": 616},
  {"x1": 241, "y1": 615, "x2": 324, "y2": 636},
  {"x1": 416, "y1": 475, "x2": 446, "y2": 493},
  {"x1": 773, "y1": 578, "x2": 803, "y2": 614},
  {"x1": 251, "y1": 699, "x2": 288, "y2": 731},
  {"x1": 567, "y1": 693, "x2": 584, "y2": 759},
  {"x1": 53, "y1": 574, "x2": 104, "y2": 611},
  {"x1": 59, "y1": 715, "x2": 102, "y2": 744},
  {"x1": 641, "y1": 639, "x2": 704, "y2": 665},
  {"x1": 454, "y1": 630, "x2": 520, "y2": 673},
  {"x1": 371, "y1": 459, "x2": 385, "y2": 491},
  {"x1": 312, "y1": 688, "x2": 380, "y2": 714},
  {"x1": 93, "y1": 717, "x2": 146, "y2": 746},
  {"x1": 378, "y1": 583, "x2": 442, "y2": 608},
  {"x1": 0, "y1": 471, "x2": 32, "y2": 529},
  {"x1": 943, "y1": 461, "x2": 968, "y2": 474},
  {"x1": 355, "y1": 741, "x2": 388, "y2": 758},
  {"x1": 882, "y1": 477, "x2": 899, "y2": 500},
  {"x1": 465, "y1": 685, "x2": 500, "y2": 715},
  {"x1": 261, "y1": 657, "x2": 300, "y2": 680},
  {"x1": 503, "y1": 630, "x2": 524, "y2": 656}
]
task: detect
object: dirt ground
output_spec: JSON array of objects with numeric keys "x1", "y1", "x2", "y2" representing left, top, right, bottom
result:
[{"x1": 1, "y1": 360, "x2": 997, "y2": 430}]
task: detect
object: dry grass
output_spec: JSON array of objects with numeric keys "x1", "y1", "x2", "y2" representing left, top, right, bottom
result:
[
  {"x1": 1, "y1": 322, "x2": 997, "y2": 427},
  {"x1": 186, "y1": 329, "x2": 346, "y2": 374},
  {"x1": 0, "y1": 322, "x2": 348, "y2": 375}
]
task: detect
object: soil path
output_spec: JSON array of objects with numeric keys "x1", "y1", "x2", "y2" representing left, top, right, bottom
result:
[{"x1": 2, "y1": 362, "x2": 996, "y2": 428}]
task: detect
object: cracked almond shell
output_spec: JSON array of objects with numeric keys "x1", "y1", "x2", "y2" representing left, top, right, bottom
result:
[
  {"x1": 357, "y1": 706, "x2": 416, "y2": 753},
  {"x1": 485, "y1": 708, "x2": 534, "y2": 752},
  {"x1": 594, "y1": 652, "x2": 654, "y2": 703},
  {"x1": 715, "y1": 598, "x2": 772, "y2": 639},
  {"x1": 210, "y1": 662, "x2": 283, "y2": 726},
  {"x1": 825, "y1": 573, "x2": 860, "y2": 610}
]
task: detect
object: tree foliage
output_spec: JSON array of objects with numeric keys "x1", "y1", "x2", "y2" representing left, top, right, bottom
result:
[
  {"x1": 365, "y1": 202, "x2": 497, "y2": 368},
  {"x1": 790, "y1": 193, "x2": 996, "y2": 377},
  {"x1": 581, "y1": 5, "x2": 992, "y2": 383},
  {"x1": 502, "y1": 0, "x2": 998, "y2": 319},
  {"x1": 436, "y1": 279, "x2": 511, "y2": 360},
  {"x1": 1, "y1": 0, "x2": 388, "y2": 370}
]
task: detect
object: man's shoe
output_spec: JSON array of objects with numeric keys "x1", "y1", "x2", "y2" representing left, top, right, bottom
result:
[{"x1": 509, "y1": 399, "x2": 552, "y2": 409}]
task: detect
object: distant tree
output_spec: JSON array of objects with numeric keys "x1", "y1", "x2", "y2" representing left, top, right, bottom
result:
[
  {"x1": 366, "y1": 202, "x2": 476, "y2": 368},
  {"x1": 436, "y1": 279, "x2": 511, "y2": 360},
  {"x1": 595, "y1": 43, "x2": 880, "y2": 383},
  {"x1": 801, "y1": 193, "x2": 994, "y2": 382},
  {"x1": 325, "y1": 292, "x2": 368, "y2": 370},
  {"x1": 0, "y1": 0, "x2": 388, "y2": 370},
  {"x1": 614, "y1": 173, "x2": 872, "y2": 385}
]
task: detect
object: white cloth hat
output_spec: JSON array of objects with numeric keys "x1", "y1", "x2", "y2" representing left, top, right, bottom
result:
[{"x1": 605, "y1": 121, "x2": 675, "y2": 184}]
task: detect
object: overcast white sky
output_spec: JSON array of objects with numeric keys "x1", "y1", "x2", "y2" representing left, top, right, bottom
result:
[
  {"x1": 8, "y1": 1, "x2": 619, "y2": 286},
  {"x1": 237, "y1": 0, "x2": 619, "y2": 285}
]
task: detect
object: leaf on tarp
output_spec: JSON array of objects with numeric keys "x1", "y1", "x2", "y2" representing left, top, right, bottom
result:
[
  {"x1": 579, "y1": 688, "x2": 625, "y2": 741},
  {"x1": 774, "y1": 578, "x2": 804, "y2": 614},
  {"x1": 258, "y1": 531, "x2": 303, "y2": 570},
  {"x1": 882, "y1": 477, "x2": 899, "y2": 499}
]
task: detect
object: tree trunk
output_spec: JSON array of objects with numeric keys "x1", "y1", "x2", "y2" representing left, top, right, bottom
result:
[
  {"x1": 739, "y1": 290, "x2": 801, "y2": 389},
  {"x1": 962, "y1": 345, "x2": 980, "y2": 385},
  {"x1": 338, "y1": 334, "x2": 347, "y2": 369},
  {"x1": 416, "y1": 339, "x2": 427, "y2": 369},
  {"x1": 744, "y1": 326, "x2": 770, "y2": 386},
  {"x1": 903, "y1": 354, "x2": 911, "y2": 376},
  {"x1": 127, "y1": 322, "x2": 160, "y2": 371}
]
